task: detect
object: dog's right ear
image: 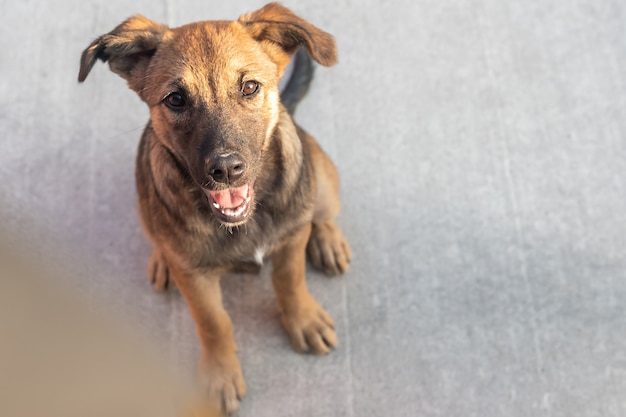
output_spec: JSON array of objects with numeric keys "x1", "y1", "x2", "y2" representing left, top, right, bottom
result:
[{"x1": 78, "y1": 15, "x2": 170, "y2": 92}]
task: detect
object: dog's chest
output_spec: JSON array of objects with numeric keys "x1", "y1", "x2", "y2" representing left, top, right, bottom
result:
[
  {"x1": 208, "y1": 221, "x2": 276, "y2": 268},
  {"x1": 252, "y1": 245, "x2": 269, "y2": 265},
  {"x1": 233, "y1": 234, "x2": 274, "y2": 266},
  {"x1": 198, "y1": 192, "x2": 312, "y2": 270}
]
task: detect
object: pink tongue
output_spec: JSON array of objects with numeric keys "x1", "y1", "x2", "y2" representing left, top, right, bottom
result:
[{"x1": 209, "y1": 184, "x2": 249, "y2": 209}]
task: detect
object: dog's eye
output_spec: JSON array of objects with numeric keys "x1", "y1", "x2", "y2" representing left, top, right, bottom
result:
[
  {"x1": 241, "y1": 81, "x2": 259, "y2": 97},
  {"x1": 164, "y1": 92, "x2": 186, "y2": 110}
]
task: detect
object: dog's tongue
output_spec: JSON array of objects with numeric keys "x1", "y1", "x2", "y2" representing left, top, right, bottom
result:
[{"x1": 208, "y1": 184, "x2": 249, "y2": 208}]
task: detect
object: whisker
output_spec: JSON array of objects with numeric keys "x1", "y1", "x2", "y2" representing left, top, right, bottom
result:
[{"x1": 104, "y1": 125, "x2": 145, "y2": 141}]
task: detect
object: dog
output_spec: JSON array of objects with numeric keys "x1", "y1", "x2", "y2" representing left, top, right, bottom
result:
[{"x1": 78, "y1": 3, "x2": 351, "y2": 414}]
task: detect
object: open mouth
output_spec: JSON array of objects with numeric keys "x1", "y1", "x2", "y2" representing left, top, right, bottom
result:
[{"x1": 204, "y1": 181, "x2": 255, "y2": 225}]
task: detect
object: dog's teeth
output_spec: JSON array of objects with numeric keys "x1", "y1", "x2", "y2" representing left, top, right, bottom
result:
[
  {"x1": 220, "y1": 201, "x2": 248, "y2": 218},
  {"x1": 213, "y1": 202, "x2": 221, "y2": 209}
]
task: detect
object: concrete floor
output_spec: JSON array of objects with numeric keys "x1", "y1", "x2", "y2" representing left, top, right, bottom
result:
[{"x1": 2, "y1": 1, "x2": 626, "y2": 416}]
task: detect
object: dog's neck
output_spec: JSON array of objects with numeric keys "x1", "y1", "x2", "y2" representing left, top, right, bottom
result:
[{"x1": 272, "y1": 107, "x2": 304, "y2": 195}]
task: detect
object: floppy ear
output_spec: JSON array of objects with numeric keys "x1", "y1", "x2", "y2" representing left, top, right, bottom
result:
[
  {"x1": 78, "y1": 15, "x2": 170, "y2": 92},
  {"x1": 239, "y1": 3, "x2": 337, "y2": 67}
]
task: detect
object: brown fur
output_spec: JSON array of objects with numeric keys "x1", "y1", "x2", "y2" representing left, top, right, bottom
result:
[{"x1": 79, "y1": 3, "x2": 351, "y2": 415}]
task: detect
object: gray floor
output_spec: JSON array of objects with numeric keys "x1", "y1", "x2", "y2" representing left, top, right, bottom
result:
[{"x1": 2, "y1": 1, "x2": 626, "y2": 416}]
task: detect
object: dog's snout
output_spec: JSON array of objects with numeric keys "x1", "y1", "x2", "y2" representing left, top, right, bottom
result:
[{"x1": 206, "y1": 154, "x2": 246, "y2": 184}]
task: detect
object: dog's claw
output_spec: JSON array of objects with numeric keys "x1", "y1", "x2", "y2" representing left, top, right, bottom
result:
[
  {"x1": 280, "y1": 297, "x2": 338, "y2": 355},
  {"x1": 148, "y1": 249, "x2": 176, "y2": 292},
  {"x1": 200, "y1": 353, "x2": 247, "y2": 415},
  {"x1": 307, "y1": 221, "x2": 352, "y2": 275}
]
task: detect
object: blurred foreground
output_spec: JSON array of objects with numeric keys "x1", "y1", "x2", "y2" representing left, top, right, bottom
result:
[{"x1": 0, "y1": 238, "x2": 219, "y2": 417}]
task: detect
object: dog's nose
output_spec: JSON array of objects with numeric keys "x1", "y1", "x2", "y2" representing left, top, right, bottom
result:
[{"x1": 206, "y1": 154, "x2": 246, "y2": 184}]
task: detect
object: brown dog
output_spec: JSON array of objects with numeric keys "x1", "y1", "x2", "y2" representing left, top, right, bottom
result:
[{"x1": 78, "y1": 3, "x2": 351, "y2": 414}]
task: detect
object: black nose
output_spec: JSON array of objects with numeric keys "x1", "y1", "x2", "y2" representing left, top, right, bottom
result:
[{"x1": 206, "y1": 154, "x2": 246, "y2": 184}]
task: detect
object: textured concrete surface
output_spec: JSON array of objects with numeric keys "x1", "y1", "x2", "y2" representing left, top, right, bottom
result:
[{"x1": 2, "y1": 1, "x2": 626, "y2": 416}]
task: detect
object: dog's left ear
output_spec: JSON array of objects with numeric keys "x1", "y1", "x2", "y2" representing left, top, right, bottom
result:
[{"x1": 239, "y1": 3, "x2": 337, "y2": 68}]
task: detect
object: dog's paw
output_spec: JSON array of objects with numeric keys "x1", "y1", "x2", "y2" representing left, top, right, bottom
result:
[
  {"x1": 199, "y1": 353, "x2": 247, "y2": 415},
  {"x1": 280, "y1": 297, "x2": 338, "y2": 355},
  {"x1": 307, "y1": 221, "x2": 352, "y2": 275},
  {"x1": 148, "y1": 249, "x2": 176, "y2": 292}
]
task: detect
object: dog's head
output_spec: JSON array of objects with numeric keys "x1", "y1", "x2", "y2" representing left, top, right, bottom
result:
[{"x1": 78, "y1": 3, "x2": 336, "y2": 226}]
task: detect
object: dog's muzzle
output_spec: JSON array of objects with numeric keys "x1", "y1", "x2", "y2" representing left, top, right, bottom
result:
[{"x1": 202, "y1": 153, "x2": 256, "y2": 224}]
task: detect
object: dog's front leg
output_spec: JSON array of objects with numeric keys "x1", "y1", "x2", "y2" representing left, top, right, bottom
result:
[
  {"x1": 272, "y1": 223, "x2": 338, "y2": 354},
  {"x1": 171, "y1": 265, "x2": 246, "y2": 415}
]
